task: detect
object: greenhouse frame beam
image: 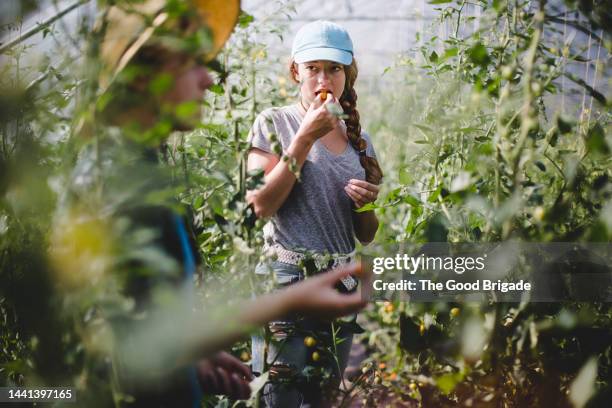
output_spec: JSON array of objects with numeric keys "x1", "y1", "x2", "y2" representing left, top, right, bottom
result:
[
  {"x1": 269, "y1": 16, "x2": 436, "y2": 22},
  {"x1": 0, "y1": 0, "x2": 90, "y2": 54}
]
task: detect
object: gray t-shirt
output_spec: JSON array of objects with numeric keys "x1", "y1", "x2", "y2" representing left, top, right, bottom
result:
[{"x1": 248, "y1": 104, "x2": 378, "y2": 254}]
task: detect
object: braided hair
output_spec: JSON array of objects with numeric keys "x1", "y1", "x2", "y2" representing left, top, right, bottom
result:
[
  {"x1": 289, "y1": 59, "x2": 383, "y2": 185},
  {"x1": 338, "y1": 60, "x2": 383, "y2": 185}
]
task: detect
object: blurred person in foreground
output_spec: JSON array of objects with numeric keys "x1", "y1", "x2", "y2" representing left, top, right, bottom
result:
[{"x1": 50, "y1": 0, "x2": 368, "y2": 406}]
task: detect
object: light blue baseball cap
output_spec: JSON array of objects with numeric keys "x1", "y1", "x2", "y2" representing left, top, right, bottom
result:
[{"x1": 291, "y1": 20, "x2": 353, "y2": 65}]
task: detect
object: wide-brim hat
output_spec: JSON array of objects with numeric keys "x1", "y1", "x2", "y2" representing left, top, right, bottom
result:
[{"x1": 99, "y1": 0, "x2": 240, "y2": 91}]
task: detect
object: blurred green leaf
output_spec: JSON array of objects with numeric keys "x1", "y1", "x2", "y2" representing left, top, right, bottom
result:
[
  {"x1": 586, "y1": 123, "x2": 610, "y2": 155},
  {"x1": 569, "y1": 357, "x2": 597, "y2": 408},
  {"x1": 209, "y1": 84, "x2": 224, "y2": 95},
  {"x1": 149, "y1": 73, "x2": 174, "y2": 96},
  {"x1": 238, "y1": 12, "x2": 255, "y2": 28},
  {"x1": 399, "y1": 167, "x2": 412, "y2": 185},
  {"x1": 175, "y1": 101, "x2": 199, "y2": 120},
  {"x1": 435, "y1": 372, "x2": 464, "y2": 395},
  {"x1": 467, "y1": 42, "x2": 490, "y2": 67},
  {"x1": 430, "y1": 51, "x2": 439, "y2": 63}
]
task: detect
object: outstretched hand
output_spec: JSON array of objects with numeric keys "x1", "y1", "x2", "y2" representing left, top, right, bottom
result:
[{"x1": 284, "y1": 263, "x2": 369, "y2": 319}]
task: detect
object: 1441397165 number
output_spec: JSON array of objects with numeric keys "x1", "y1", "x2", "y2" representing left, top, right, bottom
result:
[{"x1": 4, "y1": 388, "x2": 74, "y2": 401}]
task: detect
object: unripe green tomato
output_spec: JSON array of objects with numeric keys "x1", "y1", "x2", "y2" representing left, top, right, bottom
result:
[
  {"x1": 501, "y1": 66, "x2": 513, "y2": 80},
  {"x1": 272, "y1": 142, "x2": 282, "y2": 155},
  {"x1": 531, "y1": 82, "x2": 542, "y2": 96}
]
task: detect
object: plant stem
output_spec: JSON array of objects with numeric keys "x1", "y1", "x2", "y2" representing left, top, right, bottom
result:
[
  {"x1": 0, "y1": 0, "x2": 90, "y2": 54},
  {"x1": 511, "y1": 2, "x2": 545, "y2": 174}
]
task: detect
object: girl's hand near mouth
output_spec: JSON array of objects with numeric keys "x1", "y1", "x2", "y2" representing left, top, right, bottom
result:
[
  {"x1": 297, "y1": 91, "x2": 340, "y2": 143},
  {"x1": 316, "y1": 90, "x2": 344, "y2": 118}
]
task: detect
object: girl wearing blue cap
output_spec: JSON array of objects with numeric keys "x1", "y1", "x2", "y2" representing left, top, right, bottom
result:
[{"x1": 247, "y1": 20, "x2": 383, "y2": 407}]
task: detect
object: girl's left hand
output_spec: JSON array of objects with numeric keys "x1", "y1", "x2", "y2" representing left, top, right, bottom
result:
[{"x1": 344, "y1": 179, "x2": 379, "y2": 209}]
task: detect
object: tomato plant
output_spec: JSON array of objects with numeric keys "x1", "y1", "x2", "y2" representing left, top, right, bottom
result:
[{"x1": 1, "y1": 1, "x2": 610, "y2": 407}]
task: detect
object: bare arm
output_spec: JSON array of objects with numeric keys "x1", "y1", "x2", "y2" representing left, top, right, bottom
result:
[
  {"x1": 247, "y1": 95, "x2": 339, "y2": 218},
  {"x1": 119, "y1": 264, "x2": 368, "y2": 379},
  {"x1": 246, "y1": 136, "x2": 313, "y2": 218},
  {"x1": 196, "y1": 263, "x2": 370, "y2": 399},
  {"x1": 352, "y1": 210, "x2": 379, "y2": 244}
]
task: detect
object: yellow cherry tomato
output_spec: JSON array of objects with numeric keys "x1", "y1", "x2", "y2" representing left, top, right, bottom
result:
[
  {"x1": 311, "y1": 351, "x2": 320, "y2": 362},
  {"x1": 533, "y1": 206, "x2": 545, "y2": 222},
  {"x1": 419, "y1": 323, "x2": 426, "y2": 335},
  {"x1": 304, "y1": 336, "x2": 317, "y2": 348},
  {"x1": 450, "y1": 307, "x2": 461, "y2": 318},
  {"x1": 409, "y1": 382, "x2": 417, "y2": 391}
]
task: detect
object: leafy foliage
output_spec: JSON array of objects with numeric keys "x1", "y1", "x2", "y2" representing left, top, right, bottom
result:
[
  {"x1": 354, "y1": 0, "x2": 611, "y2": 406},
  {"x1": 0, "y1": 1, "x2": 610, "y2": 407}
]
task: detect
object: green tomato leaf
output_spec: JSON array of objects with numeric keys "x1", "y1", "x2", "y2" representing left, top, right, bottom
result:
[
  {"x1": 586, "y1": 123, "x2": 610, "y2": 155},
  {"x1": 209, "y1": 84, "x2": 224, "y2": 95},
  {"x1": 435, "y1": 372, "x2": 464, "y2": 395},
  {"x1": 467, "y1": 42, "x2": 490, "y2": 67}
]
